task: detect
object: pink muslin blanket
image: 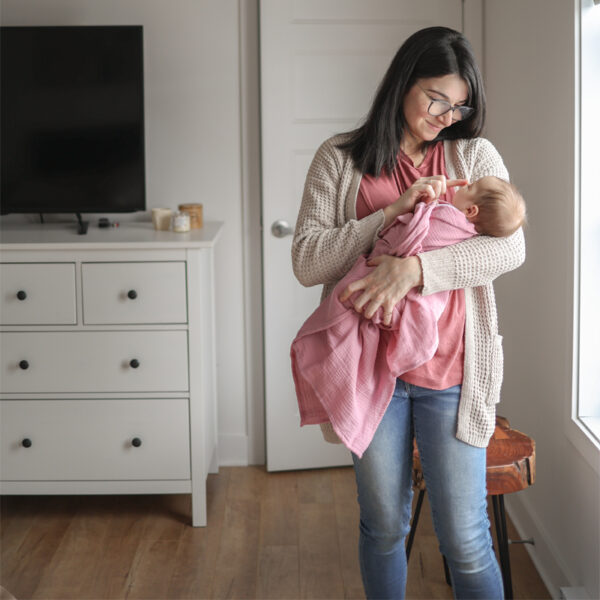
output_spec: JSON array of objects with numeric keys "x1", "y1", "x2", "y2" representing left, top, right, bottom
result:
[{"x1": 290, "y1": 200, "x2": 477, "y2": 457}]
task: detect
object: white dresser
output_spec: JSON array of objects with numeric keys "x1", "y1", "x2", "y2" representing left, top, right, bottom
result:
[{"x1": 0, "y1": 221, "x2": 222, "y2": 526}]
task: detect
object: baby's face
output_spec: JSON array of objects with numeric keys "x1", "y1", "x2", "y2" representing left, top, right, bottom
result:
[
  {"x1": 451, "y1": 180, "x2": 481, "y2": 215},
  {"x1": 451, "y1": 176, "x2": 495, "y2": 216}
]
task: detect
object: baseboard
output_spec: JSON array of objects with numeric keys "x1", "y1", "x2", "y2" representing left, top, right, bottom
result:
[
  {"x1": 559, "y1": 587, "x2": 590, "y2": 600},
  {"x1": 218, "y1": 432, "x2": 249, "y2": 466},
  {"x1": 505, "y1": 493, "x2": 575, "y2": 599}
]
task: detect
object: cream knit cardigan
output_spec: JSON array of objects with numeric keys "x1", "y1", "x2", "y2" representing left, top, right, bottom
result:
[{"x1": 291, "y1": 134, "x2": 526, "y2": 448}]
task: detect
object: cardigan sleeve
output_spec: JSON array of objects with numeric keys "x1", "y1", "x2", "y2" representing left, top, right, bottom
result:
[
  {"x1": 291, "y1": 137, "x2": 385, "y2": 288},
  {"x1": 419, "y1": 227, "x2": 525, "y2": 295},
  {"x1": 418, "y1": 138, "x2": 526, "y2": 295}
]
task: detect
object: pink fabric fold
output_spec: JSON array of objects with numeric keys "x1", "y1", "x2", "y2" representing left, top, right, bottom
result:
[{"x1": 290, "y1": 201, "x2": 477, "y2": 457}]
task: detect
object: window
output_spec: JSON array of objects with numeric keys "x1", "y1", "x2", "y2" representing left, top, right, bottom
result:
[{"x1": 574, "y1": 0, "x2": 600, "y2": 451}]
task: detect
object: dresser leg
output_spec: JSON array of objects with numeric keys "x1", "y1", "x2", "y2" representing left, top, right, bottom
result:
[{"x1": 191, "y1": 482, "x2": 207, "y2": 527}]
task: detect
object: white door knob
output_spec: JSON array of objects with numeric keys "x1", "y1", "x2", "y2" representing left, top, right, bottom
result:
[{"x1": 271, "y1": 220, "x2": 294, "y2": 238}]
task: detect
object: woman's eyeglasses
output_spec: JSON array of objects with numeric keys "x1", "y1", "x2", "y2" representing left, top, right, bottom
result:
[{"x1": 417, "y1": 84, "x2": 474, "y2": 122}]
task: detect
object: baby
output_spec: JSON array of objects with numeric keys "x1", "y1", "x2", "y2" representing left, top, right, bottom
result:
[
  {"x1": 291, "y1": 176, "x2": 526, "y2": 457},
  {"x1": 450, "y1": 175, "x2": 526, "y2": 237}
]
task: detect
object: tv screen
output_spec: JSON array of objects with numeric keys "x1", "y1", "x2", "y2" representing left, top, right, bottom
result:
[{"x1": 1, "y1": 26, "x2": 146, "y2": 215}]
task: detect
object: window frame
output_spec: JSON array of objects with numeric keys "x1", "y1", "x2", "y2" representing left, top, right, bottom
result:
[{"x1": 570, "y1": 0, "x2": 600, "y2": 474}]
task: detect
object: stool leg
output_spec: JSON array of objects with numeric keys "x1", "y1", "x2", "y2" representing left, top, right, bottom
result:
[
  {"x1": 442, "y1": 555, "x2": 451, "y2": 586},
  {"x1": 492, "y1": 494, "x2": 514, "y2": 600},
  {"x1": 406, "y1": 489, "x2": 425, "y2": 562}
]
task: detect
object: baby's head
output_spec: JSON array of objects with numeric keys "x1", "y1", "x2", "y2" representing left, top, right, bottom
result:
[{"x1": 452, "y1": 176, "x2": 526, "y2": 237}]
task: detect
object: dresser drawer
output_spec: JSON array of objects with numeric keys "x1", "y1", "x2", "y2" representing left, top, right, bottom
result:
[
  {"x1": 1, "y1": 331, "x2": 189, "y2": 393},
  {"x1": 0, "y1": 399, "x2": 191, "y2": 481},
  {"x1": 0, "y1": 263, "x2": 76, "y2": 325},
  {"x1": 82, "y1": 262, "x2": 187, "y2": 324}
]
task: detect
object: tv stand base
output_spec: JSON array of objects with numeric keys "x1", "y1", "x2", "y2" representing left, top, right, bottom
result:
[{"x1": 75, "y1": 213, "x2": 89, "y2": 235}]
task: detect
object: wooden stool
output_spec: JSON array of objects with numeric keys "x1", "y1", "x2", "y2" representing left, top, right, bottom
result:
[{"x1": 406, "y1": 416, "x2": 536, "y2": 600}]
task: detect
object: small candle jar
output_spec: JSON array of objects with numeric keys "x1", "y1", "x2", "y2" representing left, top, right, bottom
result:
[
  {"x1": 178, "y1": 203, "x2": 203, "y2": 229},
  {"x1": 172, "y1": 211, "x2": 190, "y2": 233}
]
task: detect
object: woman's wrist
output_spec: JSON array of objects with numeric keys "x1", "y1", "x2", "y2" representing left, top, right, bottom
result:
[
  {"x1": 406, "y1": 255, "x2": 424, "y2": 287},
  {"x1": 382, "y1": 204, "x2": 399, "y2": 228},
  {"x1": 383, "y1": 200, "x2": 410, "y2": 228}
]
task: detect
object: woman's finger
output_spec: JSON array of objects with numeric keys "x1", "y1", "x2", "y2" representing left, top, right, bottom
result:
[
  {"x1": 341, "y1": 275, "x2": 385, "y2": 316},
  {"x1": 446, "y1": 178, "x2": 469, "y2": 188},
  {"x1": 382, "y1": 305, "x2": 394, "y2": 326},
  {"x1": 357, "y1": 292, "x2": 379, "y2": 316},
  {"x1": 416, "y1": 177, "x2": 446, "y2": 199},
  {"x1": 417, "y1": 183, "x2": 436, "y2": 200},
  {"x1": 339, "y1": 277, "x2": 367, "y2": 303},
  {"x1": 367, "y1": 255, "x2": 385, "y2": 267}
]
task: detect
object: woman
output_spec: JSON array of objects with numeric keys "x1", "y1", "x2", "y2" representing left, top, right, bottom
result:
[{"x1": 291, "y1": 26, "x2": 525, "y2": 600}]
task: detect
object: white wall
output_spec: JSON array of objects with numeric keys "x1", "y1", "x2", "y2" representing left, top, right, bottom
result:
[
  {"x1": 484, "y1": 1, "x2": 599, "y2": 598},
  {"x1": 0, "y1": 0, "x2": 253, "y2": 465}
]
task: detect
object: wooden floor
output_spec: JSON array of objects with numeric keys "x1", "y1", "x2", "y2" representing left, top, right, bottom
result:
[{"x1": 1, "y1": 466, "x2": 550, "y2": 600}]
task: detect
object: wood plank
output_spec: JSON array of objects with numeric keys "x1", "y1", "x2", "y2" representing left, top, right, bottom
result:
[
  {"x1": 257, "y1": 470, "x2": 300, "y2": 598},
  {"x1": 90, "y1": 497, "x2": 149, "y2": 599},
  {"x1": 166, "y1": 471, "x2": 229, "y2": 599},
  {"x1": 211, "y1": 497, "x2": 261, "y2": 598},
  {"x1": 297, "y1": 469, "x2": 335, "y2": 504},
  {"x1": 296, "y1": 468, "x2": 344, "y2": 599},
  {"x1": 298, "y1": 502, "x2": 345, "y2": 599},
  {"x1": 2, "y1": 496, "x2": 76, "y2": 599},
  {"x1": 0, "y1": 496, "x2": 39, "y2": 573},
  {"x1": 260, "y1": 470, "x2": 299, "y2": 547},
  {"x1": 33, "y1": 498, "x2": 109, "y2": 600},
  {"x1": 330, "y1": 467, "x2": 364, "y2": 599},
  {"x1": 257, "y1": 545, "x2": 300, "y2": 599},
  {"x1": 120, "y1": 496, "x2": 186, "y2": 600},
  {"x1": 210, "y1": 467, "x2": 264, "y2": 598}
]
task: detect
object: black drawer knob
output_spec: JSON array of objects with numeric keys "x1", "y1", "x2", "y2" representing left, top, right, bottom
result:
[
  {"x1": 22, "y1": 438, "x2": 32, "y2": 448},
  {"x1": 129, "y1": 359, "x2": 140, "y2": 369},
  {"x1": 127, "y1": 290, "x2": 138, "y2": 300},
  {"x1": 131, "y1": 437, "x2": 142, "y2": 447},
  {"x1": 17, "y1": 290, "x2": 27, "y2": 301},
  {"x1": 19, "y1": 360, "x2": 29, "y2": 370}
]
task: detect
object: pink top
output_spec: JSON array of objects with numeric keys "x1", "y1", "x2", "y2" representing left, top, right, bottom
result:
[
  {"x1": 356, "y1": 142, "x2": 465, "y2": 390},
  {"x1": 291, "y1": 201, "x2": 477, "y2": 457}
]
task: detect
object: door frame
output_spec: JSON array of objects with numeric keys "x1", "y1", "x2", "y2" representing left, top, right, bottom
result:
[{"x1": 239, "y1": 0, "x2": 265, "y2": 465}]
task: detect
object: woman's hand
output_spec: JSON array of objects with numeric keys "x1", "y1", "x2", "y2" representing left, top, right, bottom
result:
[
  {"x1": 382, "y1": 175, "x2": 468, "y2": 228},
  {"x1": 339, "y1": 255, "x2": 424, "y2": 326}
]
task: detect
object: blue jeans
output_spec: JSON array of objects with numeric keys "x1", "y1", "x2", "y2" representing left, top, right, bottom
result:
[{"x1": 352, "y1": 379, "x2": 503, "y2": 600}]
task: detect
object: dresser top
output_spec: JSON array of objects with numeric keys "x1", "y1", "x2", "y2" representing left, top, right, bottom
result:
[{"x1": 0, "y1": 221, "x2": 223, "y2": 250}]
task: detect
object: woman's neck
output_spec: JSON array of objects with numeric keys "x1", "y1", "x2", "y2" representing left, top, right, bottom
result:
[
  {"x1": 400, "y1": 143, "x2": 426, "y2": 167},
  {"x1": 400, "y1": 133, "x2": 427, "y2": 167}
]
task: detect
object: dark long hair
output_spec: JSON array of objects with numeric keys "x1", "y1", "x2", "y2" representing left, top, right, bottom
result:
[{"x1": 338, "y1": 26, "x2": 486, "y2": 177}]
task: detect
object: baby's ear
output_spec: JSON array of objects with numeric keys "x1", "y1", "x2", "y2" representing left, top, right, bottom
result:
[{"x1": 466, "y1": 204, "x2": 479, "y2": 219}]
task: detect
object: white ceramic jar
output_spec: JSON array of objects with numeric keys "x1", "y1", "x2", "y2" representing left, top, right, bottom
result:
[{"x1": 172, "y1": 211, "x2": 191, "y2": 233}]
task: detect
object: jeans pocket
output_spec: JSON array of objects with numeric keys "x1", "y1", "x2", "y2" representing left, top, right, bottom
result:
[{"x1": 486, "y1": 334, "x2": 504, "y2": 405}]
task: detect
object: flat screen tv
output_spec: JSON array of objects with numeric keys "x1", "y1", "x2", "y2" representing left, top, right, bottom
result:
[{"x1": 1, "y1": 25, "x2": 146, "y2": 226}]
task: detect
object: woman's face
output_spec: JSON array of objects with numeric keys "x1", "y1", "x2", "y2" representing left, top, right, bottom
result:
[{"x1": 402, "y1": 74, "x2": 469, "y2": 145}]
